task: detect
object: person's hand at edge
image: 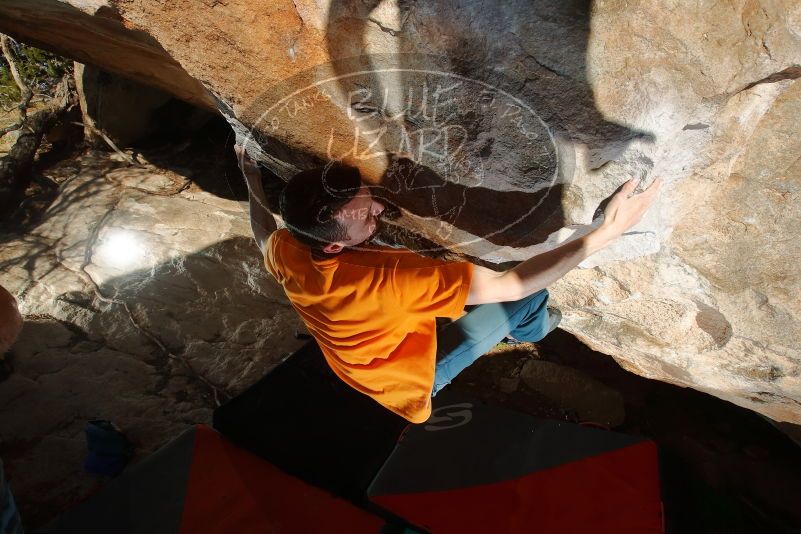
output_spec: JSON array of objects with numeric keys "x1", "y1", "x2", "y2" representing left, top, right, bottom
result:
[{"x1": 596, "y1": 177, "x2": 663, "y2": 246}]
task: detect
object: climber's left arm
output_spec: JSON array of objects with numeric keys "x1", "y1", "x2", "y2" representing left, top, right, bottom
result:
[{"x1": 234, "y1": 144, "x2": 277, "y2": 254}]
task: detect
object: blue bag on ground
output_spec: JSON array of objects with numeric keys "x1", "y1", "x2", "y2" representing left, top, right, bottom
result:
[{"x1": 83, "y1": 420, "x2": 133, "y2": 477}]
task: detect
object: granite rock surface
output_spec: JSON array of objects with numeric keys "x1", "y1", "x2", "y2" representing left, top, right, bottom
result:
[
  {"x1": 0, "y1": 150, "x2": 305, "y2": 524},
  {"x1": 0, "y1": 0, "x2": 799, "y2": 422}
]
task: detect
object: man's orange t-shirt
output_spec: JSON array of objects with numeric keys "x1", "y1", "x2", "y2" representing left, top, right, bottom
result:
[{"x1": 264, "y1": 228, "x2": 473, "y2": 423}]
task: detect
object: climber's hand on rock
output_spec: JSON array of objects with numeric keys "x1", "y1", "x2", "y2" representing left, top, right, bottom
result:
[
  {"x1": 234, "y1": 143, "x2": 262, "y2": 182},
  {"x1": 598, "y1": 177, "x2": 662, "y2": 241}
]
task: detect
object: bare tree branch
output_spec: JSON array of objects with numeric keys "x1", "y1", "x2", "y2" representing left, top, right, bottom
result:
[
  {"x1": 0, "y1": 121, "x2": 22, "y2": 137},
  {"x1": 0, "y1": 75, "x2": 76, "y2": 218},
  {"x1": 0, "y1": 34, "x2": 34, "y2": 136},
  {"x1": 70, "y1": 121, "x2": 141, "y2": 166}
]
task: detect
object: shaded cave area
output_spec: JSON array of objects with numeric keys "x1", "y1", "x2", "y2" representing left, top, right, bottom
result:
[{"x1": 1, "y1": 66, "x2": 801, "y2": 533}]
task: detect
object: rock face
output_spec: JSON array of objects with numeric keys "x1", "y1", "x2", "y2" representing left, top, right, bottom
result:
[
  {"x1": 75, "y1": 63, "x2": 214, "y2": 147},
  {"x1": 0, "y1": 1, "x2": 800, "y2": 422},
  {"x1": 0, "y1": 148, "x2": 305, "y2": 524}
]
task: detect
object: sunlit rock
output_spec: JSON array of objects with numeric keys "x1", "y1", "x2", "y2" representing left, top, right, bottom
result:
[
  {"x1": 0, "y1": 151, "x2": 305, "y2": 521},
  {"x1": 0, "y1": 0, "x2": 799, "y2": 422}
]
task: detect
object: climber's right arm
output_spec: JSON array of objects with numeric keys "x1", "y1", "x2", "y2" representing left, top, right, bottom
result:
[{"x1": 466, "y1": 177, "x2": 662, "y2": 305}]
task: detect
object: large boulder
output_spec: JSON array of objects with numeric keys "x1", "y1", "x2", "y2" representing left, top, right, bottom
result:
[{"x1": 1, "y1": 0, "x2": 799, "y2": 422}]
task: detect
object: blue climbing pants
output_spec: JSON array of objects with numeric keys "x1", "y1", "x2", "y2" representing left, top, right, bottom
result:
[{"x1": 432, "y1": 288, "x2": 550, "y2": 396}]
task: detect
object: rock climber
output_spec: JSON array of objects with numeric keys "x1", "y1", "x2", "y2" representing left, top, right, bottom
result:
[{"x1": 235, "y1": 144, "x2": 661, "y2": 423}]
